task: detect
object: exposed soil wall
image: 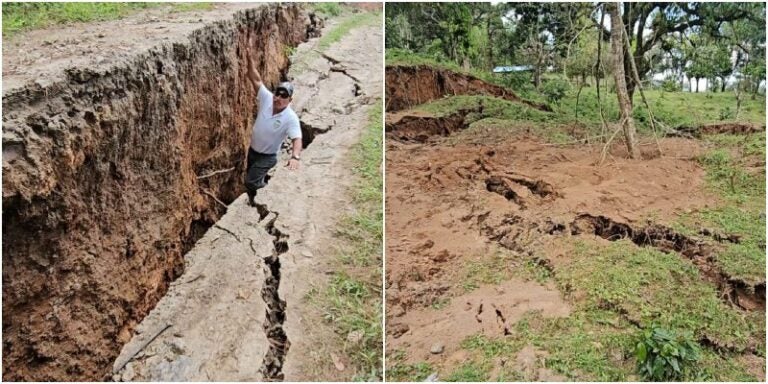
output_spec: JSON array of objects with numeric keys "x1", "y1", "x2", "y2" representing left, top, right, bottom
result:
[
  {"x1": 385, "y1": 65, "x2": 552, "y2": 112},
  {"x1": 385, "y1": 108, "x2": 479, "y2": 142},
  {"x1": 2, "y1": 5, "x2": 316, "y2": 381},
  {"x1": 672, "y1": 122, "x2": 767, "y2": 137}
]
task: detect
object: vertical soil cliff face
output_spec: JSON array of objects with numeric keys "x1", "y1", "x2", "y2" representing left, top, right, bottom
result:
[
  {"x1": 384, "y1": 65, "x2": 552, "y2": 112},
  {"x1": 2, "y1": 5, "x2": 316, "y2": 381}
]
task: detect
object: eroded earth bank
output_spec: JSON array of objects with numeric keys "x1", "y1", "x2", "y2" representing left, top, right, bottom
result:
[
  {"x1": 3, "y1": 4, "x2": 381, "y2": 381},
  {"x1": 385, "y1": 66, "x2": 766, "y2": 381}
]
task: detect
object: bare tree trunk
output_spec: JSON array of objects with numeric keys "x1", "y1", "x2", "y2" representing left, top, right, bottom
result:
[
  {"x1": 608, "y1": 2, "x2": 639, "y2": 159},
  {"x1": 486, "y1": 17, "x2": 493, "y2": 70}
]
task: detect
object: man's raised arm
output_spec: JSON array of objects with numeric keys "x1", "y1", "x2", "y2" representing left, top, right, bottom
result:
[{"x1": 247, "y1": 54, "x2": 263, "y2": 91}]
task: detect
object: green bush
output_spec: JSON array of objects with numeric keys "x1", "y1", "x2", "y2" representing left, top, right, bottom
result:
[
  {"x1": 661, "y1": 78, "x2": 682, "y2": 92},
  {"x1": 635, "y1": 325, "x2": 702, "y2": 381},
  {"x1": 541, "y1": 78, "x2": 571, "y2": 107},
  {"x1": 718, "y1": 106, "x2": 735, "y2": 121},
  {"x1": 313, "y1": 2, "x2": 342, "y2": 17},
  {"x1": 497, "y1": 72, "x2": 533, "y2": 92}
]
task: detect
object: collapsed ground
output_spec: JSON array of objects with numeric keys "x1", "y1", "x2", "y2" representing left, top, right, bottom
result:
[
  {"x1": 385, "y1": 65, "x2": 766, "y2": 381},
  {"x1": 3, "y1": 4, "x2": 382, "y2": 382}
]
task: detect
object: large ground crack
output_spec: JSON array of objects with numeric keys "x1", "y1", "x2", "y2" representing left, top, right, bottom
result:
[
  {"x1": 299, "y1": 120, "x2": 332, "y2": 149},
  {"x1": 570, "y1": 214, "x2": 765, "y2": 312},
  {"x1": 254, "y1": 203, "x2": 290, "y2": 381},
  {"x1": 385, "y1": 107, "x2": 480, "y2": 142}
]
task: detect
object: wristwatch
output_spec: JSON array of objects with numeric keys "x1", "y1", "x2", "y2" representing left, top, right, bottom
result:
[{"x1": 291, "y1": 155, "x2": 301, "y2": 161}]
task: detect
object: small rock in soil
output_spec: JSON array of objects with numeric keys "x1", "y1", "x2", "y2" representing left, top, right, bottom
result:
[
  {"x1": 122, "y1": 362, "x2": 136, "y2": 381},
  {"x1": 167, "y1": 337, "x2": 187, "y2": 355},
  {"x1": 430, "y1": 343, "x2": 444, "y2": 354},
  {"x1": 431, "y1": 249, "x2": 450, "y2": 262},
  {"x1": 346, "y1": 330, "x2": 364, "y2": 344},
  {"x1": 389, "y1": 323, "x2": 409, "y2": 338},
  {"x1": 330, "y1": 352, "x2": 345, "y2": 371}
]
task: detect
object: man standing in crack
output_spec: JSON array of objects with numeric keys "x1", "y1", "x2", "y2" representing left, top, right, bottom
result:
[{"x1": 243, "y1": 52, "x2": 302, "y2": 207}]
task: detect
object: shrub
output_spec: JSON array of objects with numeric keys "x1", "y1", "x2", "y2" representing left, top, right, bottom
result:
[
  {"x1": 719, "y1": 106, "x2": 735, "y2": 121},
  {"x1": 661, "y1": 78, "x2": 682, "y2": 92},
  {"x1": 635, "y1": 325, "x2": 701, "y2": 381},
  {"x1": 541, "y1": 78, "x2": 571, "y2": 107},
  {"x1": 313, "y1": 2, "x2": 342, "y2": 17},
  {"x1": 498, "y1": 72, "x2": 533, "y2": 91}
]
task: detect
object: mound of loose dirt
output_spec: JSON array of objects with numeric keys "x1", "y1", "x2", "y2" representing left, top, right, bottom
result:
[
  {"x1": 2, "y1": 5, "x2": 317, "y2": 381},
  {"x1": 385, "y1": 64, "x2": 552, "y2": 113}
]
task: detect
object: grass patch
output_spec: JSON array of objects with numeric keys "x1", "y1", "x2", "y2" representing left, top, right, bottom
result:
[
  {"x1": 674, "y1": 132, "x2": 766, "y2": 284},
  {"x1": 386, "y1": 350, "x2": 433, "y2": 381},
  {"x1": 460, "y1": 306, "x2": 759, "y2": 381},
  {"x1": 562, "y1": 239, "x2": 758, "y2": 350},
  {"x1": 317, "y1": 10, "x2": 380, "y2": 50},
  {"x1": 460, "y1": 246, "x2": 554, "y2": 292},
  {"x1": 307, "y1": 101, "x2": 383, "y2": 380},
  {"x1": 452, "y1": 238, "x2": 761, "y2": 380},
  {"x1": 311, "y1": 2, "x2": 342, "y2": 17},
  {"x1": 388, "y1": 57, "x2": 765, "y2": 142},
  {"x1": 460, "y1": 250, "x2": 513, "y2": 292},
  {"x1": 678, "y1": 206, "x2": 766, "y2": 285},
  {"x1": 2, "y1": 2, "x2": 212, "y2": 37},
  {"x1": 444, "y1": 360, "x2": 491, "y2": 382}
]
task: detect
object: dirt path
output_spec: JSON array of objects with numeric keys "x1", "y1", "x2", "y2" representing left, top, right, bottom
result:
[{"x1": 111, "y1": 15, "x2": 382, "y2": 382}]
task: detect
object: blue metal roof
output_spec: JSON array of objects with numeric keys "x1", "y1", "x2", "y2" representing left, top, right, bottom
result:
[{"x1": 493, "y1": 65, "x2": 534, "y2": 73}]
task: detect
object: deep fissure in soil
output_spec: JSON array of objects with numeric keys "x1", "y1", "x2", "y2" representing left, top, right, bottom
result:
[
  {"x1": 385, "y1": 108, "x2": 478, "y2": 142},
  {"x1": 255, "y1": 204, "x2": 290, "y2": 381},
  {"x1": 2, "y1": 5, "x2": 317, "y2": 381},
  {"x1": 570, "y1": 214, "x2": 765, "y2": 311}
]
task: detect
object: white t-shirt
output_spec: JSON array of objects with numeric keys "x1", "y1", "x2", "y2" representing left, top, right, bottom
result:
[{"x1": 250, "y1": 84, "x2": 302, "y2": 154}]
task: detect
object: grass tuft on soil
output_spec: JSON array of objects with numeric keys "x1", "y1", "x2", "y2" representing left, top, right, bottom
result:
[
  {"x1": 307, "y1": 101, "x2": 383, "y2": 381},
  {"x1": 386, "y1": 350, "x2": 434, "y2": 381},
  {"x1": 2, "y1": 2, "x2": 213, "y2": 37}
]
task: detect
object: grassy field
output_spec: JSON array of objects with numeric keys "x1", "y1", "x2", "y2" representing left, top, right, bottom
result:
[
  {"x1": 307, "y1": 102, "x2": 383, "y2": 381},
  {"x1": 1, "y1": 2, "x2": 212, "y2": 37},
  {"x1": 403, "y1": 85, "x2": 765, "y2": 145}
]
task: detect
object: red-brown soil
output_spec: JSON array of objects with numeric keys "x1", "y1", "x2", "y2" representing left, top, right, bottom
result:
[
  {"x1": 385, "y1": 65, "x2": 552, "y2": 112},
  {"x1": 2, "y1": 5, "x2": 317, "y2": 381},
  {"x1": 385, "y1": 128, "x2": 765, "y2": 373}
]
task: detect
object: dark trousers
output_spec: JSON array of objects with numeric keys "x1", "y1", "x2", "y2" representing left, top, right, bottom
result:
[{"x1": 245, "y1": 148, "x2": 278, "y2": 199}]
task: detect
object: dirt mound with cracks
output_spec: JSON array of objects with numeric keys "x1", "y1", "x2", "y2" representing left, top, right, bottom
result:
[
  {"x1": 2, "y1": 5, "x2": 317, "y2": 381},
  {"x1": 385, "y1": 134, "x2": 767, "y2": 373}
]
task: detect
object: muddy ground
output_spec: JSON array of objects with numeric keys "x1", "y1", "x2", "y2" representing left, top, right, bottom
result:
[
  {"x1": 384, "y1": 69, "x2": 766, "y2": 381},
  {"x1": 3, "y1": 3, "x2": 381, "y2": 382}
]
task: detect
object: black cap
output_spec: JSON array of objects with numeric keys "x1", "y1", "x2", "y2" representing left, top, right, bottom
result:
[{"x1": 276, "y1": 82, "x2": 294, "y2": 97}]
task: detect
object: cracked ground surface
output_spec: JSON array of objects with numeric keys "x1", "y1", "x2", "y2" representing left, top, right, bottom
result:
[
  {"x1": 111, "y1": 14, "x2": 382, "y2": 382},
  {"x1": 385, "y1": 105, "x2": 765, "y2": 380}
]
